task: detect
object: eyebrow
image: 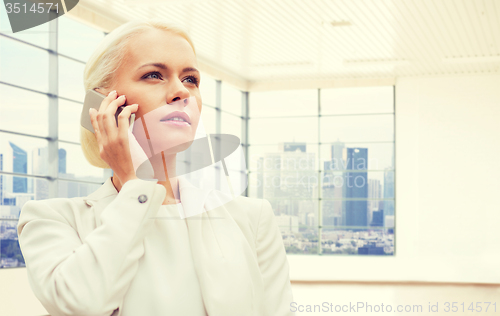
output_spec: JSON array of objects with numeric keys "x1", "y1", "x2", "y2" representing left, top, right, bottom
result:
[{"x1": 138, "y1": 62, "x2": 199, "y2": 74}]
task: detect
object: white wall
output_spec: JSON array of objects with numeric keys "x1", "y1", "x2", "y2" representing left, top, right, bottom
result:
[
  {"x1": 0, "y1": 268, "x2": 47, "y2": 315},
  {"x1": 291, "y1": 282, "x2": 500, "y2": 315},
  {"x1": 288, "y1": 73, "x2": 500, "y2": 284}
]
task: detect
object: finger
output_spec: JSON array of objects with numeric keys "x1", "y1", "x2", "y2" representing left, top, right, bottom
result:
[
  {"x1": 106, "y1": 93, "x2": 126, "y2": 117},
  {"x1": 96, "y1": 90, "x2": 119, "y2": 139},
  {"x1": 90, "y1": 108, "x2": 106, "y2": 158},
  {"x1": 103, "y1": 94, "x2": 126, "y2": 139},
  {"x1": 95, "y1": 106, "x2": 108, "y2": 145},
  {"x1": 95, "y1": 91, "x2": 117, "y2": 139},
  {"x1": 117, "y1": 104, "x2": 139, "y2": 135},
  {"x1": 98, "y1": 90, "x2": 118, "y2": 113},
  {"x1": 89, "y1": 108, "x2": 102, "y2": 140}
]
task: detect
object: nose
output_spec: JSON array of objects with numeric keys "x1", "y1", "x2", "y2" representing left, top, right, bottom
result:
[{"x1": 168, "y1": 78, "x2": 190, "y2": 104}]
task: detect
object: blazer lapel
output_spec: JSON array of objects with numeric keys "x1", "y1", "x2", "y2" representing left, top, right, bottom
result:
[
  {"x1": 82, "y1": 177, "x2": 118, "y2": 227},
  {"x1": 177, "y1": 176, "x2": 213, "y2": 218},
  {"x1": 179, "y1": 176, "x2": 264, "y2": 316}
]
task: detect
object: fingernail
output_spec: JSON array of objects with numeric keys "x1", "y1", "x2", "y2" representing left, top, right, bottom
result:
[
  {"x1": 118, "y1": 95, "x2": 126, "y2": 100},
  {"x1": 109, "y1": 90, "x2": 117, "y2": 96}
]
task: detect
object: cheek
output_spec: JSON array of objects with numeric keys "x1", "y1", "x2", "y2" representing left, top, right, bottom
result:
[
  {"x1": 193, "y1": 108, "x2": 202, "y2": 125},
  {"x1": 190, "y1": 113, "x2": 201, "y2": 134},
  {"x1": 190, "y1": 96, "x2": 202, "y2": 123},
  {"x1": 194, "y1": 95, "x2": 202, "y2": 112},
  {"x1": 133, "y1": 99, "x2": 157, "y2": 119}
]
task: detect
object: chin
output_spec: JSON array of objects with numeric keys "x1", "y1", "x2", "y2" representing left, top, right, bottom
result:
[{"x1": 152, "y1": 132, "x2": 196, "y2": 156}]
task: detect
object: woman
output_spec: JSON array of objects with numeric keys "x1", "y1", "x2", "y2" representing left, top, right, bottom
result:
[{"x1": 17, "y1": 19, "x2": 294, "y2": 316}]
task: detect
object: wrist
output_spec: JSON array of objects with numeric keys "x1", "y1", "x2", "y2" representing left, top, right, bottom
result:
[
  {"x1": 111, "y1": 172, "x2": 138, "y2": 192},
  {"x1": 113, "y1": 167, "x2": 137, "y2": 184}
]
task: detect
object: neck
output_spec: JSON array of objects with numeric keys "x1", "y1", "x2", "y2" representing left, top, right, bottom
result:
[{"x1": 111, "y1": 151, "x2": 180, "y2": 205}]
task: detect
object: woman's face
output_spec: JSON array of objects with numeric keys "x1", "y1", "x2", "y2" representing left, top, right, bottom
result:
[{"x1": 101, "y1": 28, "x2": 202, "y2": 155}]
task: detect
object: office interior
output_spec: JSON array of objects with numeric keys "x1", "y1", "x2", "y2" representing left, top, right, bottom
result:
[{"x1": 1, "y1": 0, "x2": 500, "y2": 315}]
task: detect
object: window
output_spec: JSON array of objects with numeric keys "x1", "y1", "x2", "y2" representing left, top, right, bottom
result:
[
  {"x1": 0, "y1": 16, "x2": 106, "y2": 269},
  {"x1": 247, "y1": 86, "x2": 395, "y2": 256},
  {"x1": 0, "y1": 15, "x2": 394, "y2": 270}
]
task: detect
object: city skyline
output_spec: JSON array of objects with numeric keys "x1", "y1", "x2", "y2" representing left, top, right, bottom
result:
[
  {"x1": 1, "y1": 135, "x2": 395, "y2": 266},
  {"x1": 249, "y1": 140, "x2": 394, "y2": 255},
  {"x1": 0, "y1": 141, "x2": 107, "y2": 268}
]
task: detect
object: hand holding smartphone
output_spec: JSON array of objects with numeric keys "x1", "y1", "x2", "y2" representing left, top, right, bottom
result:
[
  {"x1": 82, "y1": 89, "x2": 140, "y2": 185},
  {"x1": 81, "y1": 89, "x2": 135, "y2": 133}
]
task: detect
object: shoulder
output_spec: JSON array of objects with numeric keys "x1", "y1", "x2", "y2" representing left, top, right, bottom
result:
[
  {"x1": 229, "y1": 194, "x2": 267, "y2": 216},
  {"x1": 230, "y1": 195, "x2": 273, "y2": 224},
  {"x1": 241, "y1": 197, "x2": 277, "y2": 244},
  {"x1": 20, "y1": 197, "x2": 89, "y2": 220},
  {"x1": 18, "y1": 197, "x2": 89, "y2": 236},
  {"x1": 17, "y1": 177, "x2": 120, "y2": 237}
]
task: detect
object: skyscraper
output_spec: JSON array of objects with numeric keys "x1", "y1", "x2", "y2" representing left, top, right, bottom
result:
[
  {"x1": 10, "y1": 142, "x2": 27, "y2": 193},
  {"x1": 330, "y1": 139, "x2": 345, "y2": 170},
  {"x1": 58, "y1": 148, "x2": 67, "y2": 174},
  {"x1": 0, "y1": 153, "x2": 3, "y2": 204},
  {"x1": 383, "y1": 146, "x2": 395, "y2": 222},
  {"x1": 368, "y1": 179, "x2": 382, "y2": 225},
  {"x1": 343, "y1": 147, "x2": 368, "y2": 228},
  {"x1": 321, "y1": 180, "x2": 336, "y2": 226},
  {"x1": 261, "y1": 142, "x2": 316, "y2": 229},
  {"x1": 383, "y1": 168, "x2": 394, "y2": 215},
  {"x1": 322, "y1": 140, "x2": 346, "y2": 226},
  {"x1": 282, "y1": 142, "x2": 306, "y2": 153},
  {"x1": 370, "y1": 210, "x2": 384, "y2": 227},
  {"x1": 32, "y1": 147, "x2": 49, "y2": 200}
]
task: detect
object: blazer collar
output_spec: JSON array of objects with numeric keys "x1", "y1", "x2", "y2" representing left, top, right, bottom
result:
[
  {"x1": 83, "y1": 177, "x2": 117, "y2": 203},
  {"x1": 83, "y1": 176, "x2": 216, "y2": 217}
]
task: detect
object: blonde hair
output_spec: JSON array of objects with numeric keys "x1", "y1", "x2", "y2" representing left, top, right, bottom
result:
[{"x1": 81, "y1": 19, "x2": 196, "y2": 168}]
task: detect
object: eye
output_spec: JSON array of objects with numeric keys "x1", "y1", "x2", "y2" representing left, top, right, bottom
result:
[
  {"x1": 183, "y1": 75, "x2": 199, "y2": 87},
  {"x1": 142, "y1": 71, "x2": 163, "y2": 80}
]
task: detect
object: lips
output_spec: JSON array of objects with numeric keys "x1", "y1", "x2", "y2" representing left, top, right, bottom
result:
[{"x1": 160, "y1": 111, "x2": 191, "y2": 125}]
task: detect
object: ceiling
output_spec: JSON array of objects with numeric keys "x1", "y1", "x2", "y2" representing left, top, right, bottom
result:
[{"x1": 71, "y1": 0, "x2": 500, "y2": 90}]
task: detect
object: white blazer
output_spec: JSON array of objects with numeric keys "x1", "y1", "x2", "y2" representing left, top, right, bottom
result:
[{"x1": 17, "y1": 176, "x2": 295, "y2": 316}]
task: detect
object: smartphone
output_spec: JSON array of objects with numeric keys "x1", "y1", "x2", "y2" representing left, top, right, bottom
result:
[{"x1": 80, "y1": 89, "x2": 135, "y2": 133}]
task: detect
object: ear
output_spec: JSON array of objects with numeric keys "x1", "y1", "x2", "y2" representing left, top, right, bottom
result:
[{"x1": 94, "y1": 87, "x2": 109, "y2": 96}]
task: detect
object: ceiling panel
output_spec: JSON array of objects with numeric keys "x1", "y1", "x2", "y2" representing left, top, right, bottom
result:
[{"x1": 75, "y1": 0, "x2": 500, "y2": 85}]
